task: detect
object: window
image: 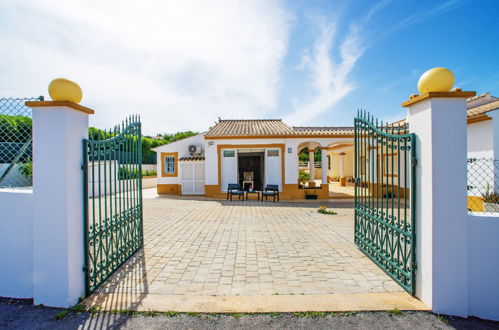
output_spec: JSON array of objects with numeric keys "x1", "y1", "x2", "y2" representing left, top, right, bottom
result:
[
  {"x1": 161, "y1": 152, "x2": 178, "y2": 177},
  {"x1": 164, "y1": 156, "x2": 175, "y2": 174},
  {"x1": 267, "y1": 149, "x2": 279, "y2": 157},
  {"x1": 223, "y1": 150, "x2": 235, "y2": 157}
]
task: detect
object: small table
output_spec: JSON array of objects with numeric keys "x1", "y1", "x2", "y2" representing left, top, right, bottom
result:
[{"x1": 245, "y1": 190, "x2": 261, "y2": 201}]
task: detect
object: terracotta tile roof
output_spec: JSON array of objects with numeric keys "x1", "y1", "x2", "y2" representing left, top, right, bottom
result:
[
  {"x1": 204, "y1": 119, "x2": 354, "y2": 137},
  {"x1": 205, "y1": 119, "x2": 293, "y2": 137},
  {"x1": 179, "y1": 156, "x2": 205, "y2": 161},
  {"x1": 292, "y1": 126, "x2": 354, "y2": 135}
]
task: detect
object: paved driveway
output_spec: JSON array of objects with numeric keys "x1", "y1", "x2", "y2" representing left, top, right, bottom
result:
[{"x1": 93, "y1": 194, "x2": 403, "y2": 298}]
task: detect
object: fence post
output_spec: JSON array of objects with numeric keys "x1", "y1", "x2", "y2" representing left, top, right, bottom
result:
[
  {"x1": 403, "y1": 90, "x2": 475, "y2": 316},
  {"x1": 26, "y1": 100, "x2": 94, "y2": 307}
]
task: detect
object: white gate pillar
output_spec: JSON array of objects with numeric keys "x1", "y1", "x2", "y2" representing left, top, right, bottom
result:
[
  {"x1": 27, "y1": 100, "x2": 94, "y2": 307},
  {"x1": 320, "y1": 148, "x2": 328, "y2": 184},
  {"x1": 403, "y1": 90, "x2": 475, "y2": 316}
]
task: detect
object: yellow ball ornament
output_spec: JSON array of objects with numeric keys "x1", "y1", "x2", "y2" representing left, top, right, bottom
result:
[
  {"x1": 48, "y1": 78, "x2": 83, "y2": 104},
  {"x1": 417, "y1": 67, "x2": 454, "y2": 94}
]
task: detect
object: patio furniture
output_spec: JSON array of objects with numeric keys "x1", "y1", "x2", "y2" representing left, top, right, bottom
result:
[
  {"x1": 242, "y1": 180, "x2": 254, "y2": 190},
  {"x1": 262, "y1": 184, "x2": 279, "y2": 202},
  {"x1": 227, "y1": 183, "x2": 245, "y2": 201},
  {"x1": 245, "y1": 190, "x2": 261, "y2": 201},
  {"x1": 242, "y1": 172, "x2": 254, "y2": 191}
]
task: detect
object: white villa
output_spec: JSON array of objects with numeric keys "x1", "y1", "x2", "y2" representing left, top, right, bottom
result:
[{"x1": 153, "y1": 93, "x2": 499, "y2": 200}]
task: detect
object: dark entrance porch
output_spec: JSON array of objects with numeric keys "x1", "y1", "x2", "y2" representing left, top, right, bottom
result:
[{"x1": 238, "y1": 152, "x2": 264, "y2": 190}]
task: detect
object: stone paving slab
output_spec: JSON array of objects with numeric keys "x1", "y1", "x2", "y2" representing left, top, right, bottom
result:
[
  {"x1": 84, "y1": 292, "x2": 428, "y2": 313},
  {"x1": 92, "y1": 197, "x2": 404, "y2": 299}
]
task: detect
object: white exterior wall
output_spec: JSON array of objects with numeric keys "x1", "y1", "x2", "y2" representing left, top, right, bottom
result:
[
  {"x1": 467, "y1": 120, "x2": 493, "y2": 159},
  {"x1": 153, "y1": 134, "x2": 205, "y2": 186},
  {"x1": 0, "y1": 189, "x2": 33, "y2": 298},
  {"x1": 265, "y1": 148, "x2": 282, "y2": 188}
]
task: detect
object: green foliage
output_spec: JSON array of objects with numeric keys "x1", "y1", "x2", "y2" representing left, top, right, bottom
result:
[
  {"x1": 69, "y1": 304, "x2": 87, "y2": 312},
  {"x1": 54, "y1": 310, "x2": 69, "y2": 320},
  {"x1": 437, "y1": 314, "x2": 449, "y2": 324},
  {"x1": 0, "y1": 114, "x2": 32, "y2": 142},
  {"x1": 118, "y1": 167, "x2": 140, "y2": 180},
  {"x1": 142, "y1": 131, "x2": 198, "y2": 164},
  {"x1": 292, "y1": 311, "x2": 327, "y2": 317},
  {"x1": 89, "y1": 126, "x2": 198, "y2": 164},
  {"x1": 481, "y1": 184, "x2": 499, "y2": 204},
  {"x1": 388, "y1": 308, "x2": 402, "y2": 315},
  {"x1": 162, "y1": 311, "x2": 179, "y2": 317},
  {"x1": 317, "y1": 206, "x2": 337, "y2": 215},
  {"x1": 142, "y1": 169, "x2": 157, "y2": 177},
  {"x1": 18, "y1": 157, "x2": 33, "y2": 179},
  {"x1": 299, "y1": 170, "x2": 310, "y2": 181},
  {"x1": 298, "y1": 147, "x2": 322, "y2": 162}
]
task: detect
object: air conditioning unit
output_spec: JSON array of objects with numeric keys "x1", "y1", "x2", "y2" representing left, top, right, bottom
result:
[{"x1": 188, "y1": 144, "x2": 202, "y2": 155}]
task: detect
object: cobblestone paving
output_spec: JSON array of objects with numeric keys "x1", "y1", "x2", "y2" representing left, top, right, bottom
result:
[{"x1": 95, "y1": 196, "x2": 403, "y2": 296}]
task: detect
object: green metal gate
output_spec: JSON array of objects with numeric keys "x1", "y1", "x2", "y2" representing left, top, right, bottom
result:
[
  {"x1": 354, "y1": 111, "x2": 416, "y2": 294},
  {"x1": 83, "y1": 115, "x2": 143, "y2": 295}
]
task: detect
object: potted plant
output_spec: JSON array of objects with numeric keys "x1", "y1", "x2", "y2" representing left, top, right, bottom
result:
[
  {"x1": 305, "y1": 188, "x2": 318, "y2": 199},
  {"x1": 249, "y1": 185, "x2": 254, "y2": 192},
  {"x1": 482, "y1": 184, "x2": 499, "y2": 212}
]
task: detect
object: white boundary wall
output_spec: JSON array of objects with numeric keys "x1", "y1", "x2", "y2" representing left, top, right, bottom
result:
[
  {"x1": 467, "y1": 214, "x2": 499, "y2": 320},
  {"x1": 0, "y1": 189, "x2": 33, "y2": 298}
]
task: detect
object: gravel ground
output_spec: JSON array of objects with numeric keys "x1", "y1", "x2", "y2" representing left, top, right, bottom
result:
[{"x1": 0, "y1": 300, "x2": 498, "y2": 330}]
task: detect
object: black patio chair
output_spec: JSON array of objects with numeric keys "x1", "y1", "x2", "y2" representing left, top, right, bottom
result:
[
  {"x1": 227, "y1": 183, "x2": 244, "y2": 201},
  {"x1": 262, "y1": 184, "x2": 279, "y2": 202}
]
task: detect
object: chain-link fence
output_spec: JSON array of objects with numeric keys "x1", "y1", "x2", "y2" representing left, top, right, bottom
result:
[
  {"x1": 467, "y1": 158, "x2": 499, "y2": 213},
  {"x1": 0, "y1": 96, "x2": 43, "y2": 188}
]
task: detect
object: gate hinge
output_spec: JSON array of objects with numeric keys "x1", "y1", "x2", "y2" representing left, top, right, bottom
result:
[
  {"x1": 412, "y1": 261, "x2": 418, "y2": 270},
  {"x1": 411, "y1": 157, "x2": 418, "y2": 167}
]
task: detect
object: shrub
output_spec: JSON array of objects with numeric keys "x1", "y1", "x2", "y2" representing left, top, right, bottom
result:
[
  {"x1": 299, "y1": 170, "x2": 310, "y2": 181},
  {"x1": 482, "y1": 184, "x2": 499, "y2": 204},
  {"x1": 142, "y1": 169, "x2": 157, "y2": 177},
  {"x1": 18, "y1": 157, "x2": 33, "y2": 179}
]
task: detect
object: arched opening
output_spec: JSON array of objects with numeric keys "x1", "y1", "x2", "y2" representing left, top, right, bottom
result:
[{"x1": 297, "y1": 141, "x2": 322, "y2": 188}]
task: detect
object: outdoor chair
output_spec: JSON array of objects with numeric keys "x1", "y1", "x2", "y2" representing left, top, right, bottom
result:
[
  {"x1": 262, "y1": 184, "x2": 279, "y2": 202},
  {"x1": 227, "y1": 183, "x2": 245, "y2": 201}
]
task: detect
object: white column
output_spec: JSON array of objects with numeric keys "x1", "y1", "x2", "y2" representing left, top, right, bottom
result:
[
  {"x1": 321, "y1": 148, "x2": 328, "y2": 184},
  {"x1": 404, "y1": 92, "x2": 473, "y2": 317},
  {"x1": 309, "y1": 150, "x2": 315, "y2": 182},
  {"x1": 30, "y1": 101, "x2": 93, "y2": 307},
  {"x1": 339, "y1": 152, "x2": 345, "y2": 186}
]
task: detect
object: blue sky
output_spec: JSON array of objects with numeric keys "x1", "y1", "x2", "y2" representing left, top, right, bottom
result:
[{"x1": 1, "y1": 0, "x2": 498, "y2": 134}]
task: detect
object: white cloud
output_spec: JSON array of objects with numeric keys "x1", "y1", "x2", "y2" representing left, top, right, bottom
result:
[
  {"x1": 284, "y1": 23, "x2": 363, "y2": 125},
  {"x1": 0, "y1": 0, "x2": 290, "y2": 134}
]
